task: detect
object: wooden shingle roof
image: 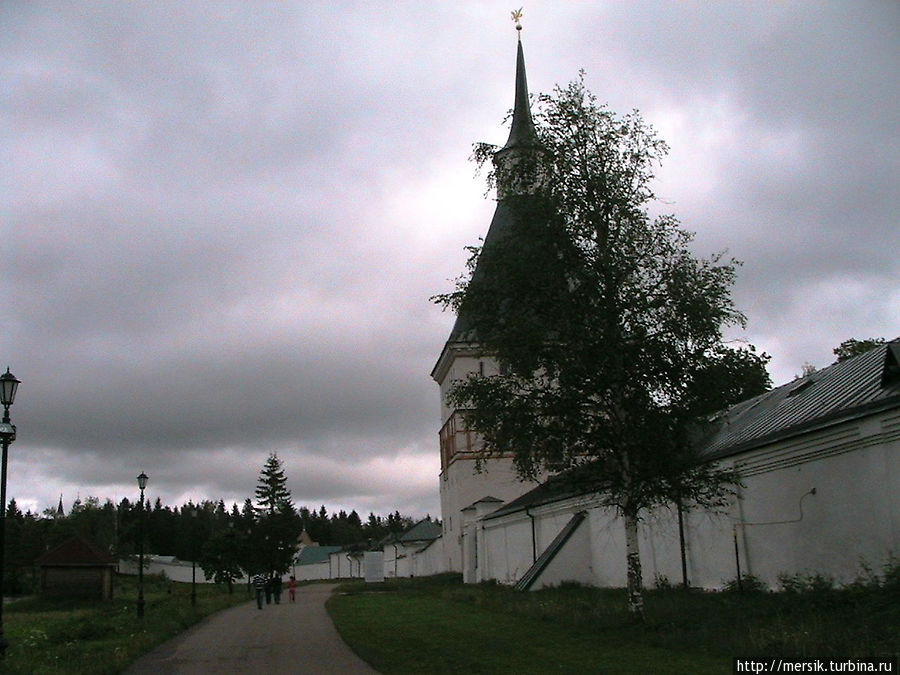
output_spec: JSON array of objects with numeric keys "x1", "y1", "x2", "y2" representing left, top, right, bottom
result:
[{"x1": 35, "y1": 535, "x2": 116, "y2": 566}]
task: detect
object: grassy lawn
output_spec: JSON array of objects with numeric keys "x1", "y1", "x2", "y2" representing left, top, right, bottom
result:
[
  {"x1": 3, "y1": 574, "x2": 250, "y2": 674},
  {"x1": 3, "y1": 572, "x2": 897, "y2": 674},
  {"x1": 327, "y1": 574, "x2": 900, "y2": 674}
]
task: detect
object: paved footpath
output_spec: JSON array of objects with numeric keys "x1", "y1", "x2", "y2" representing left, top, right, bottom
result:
[{"x1": 123, "y1": 583, "x2": 379, "y2": 674}]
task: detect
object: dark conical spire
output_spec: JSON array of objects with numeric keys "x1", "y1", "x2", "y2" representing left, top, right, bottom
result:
[
  {"x1": 500, "y1": 37, "x2": 539, "y2": 152},
  {"x1": 432, "y1": 18, "x2": 545, "y2": 352}
]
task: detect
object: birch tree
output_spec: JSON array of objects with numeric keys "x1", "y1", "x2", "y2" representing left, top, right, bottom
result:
[{"x1": 435, "y1": 75, "x2": 770, "y2": 619}]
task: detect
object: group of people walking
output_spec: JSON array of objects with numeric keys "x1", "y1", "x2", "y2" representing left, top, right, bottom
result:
[{"x1": 252, "y1": 573, "x2": 297, "y2": 609}]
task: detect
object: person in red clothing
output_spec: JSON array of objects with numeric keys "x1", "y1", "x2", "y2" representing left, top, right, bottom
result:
[{"x1": 288, "y1": 575, "x2": 297, "y2": 603}]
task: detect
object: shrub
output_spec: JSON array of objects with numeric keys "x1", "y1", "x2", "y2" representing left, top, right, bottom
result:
[
  {"x1": 778, "y1": 572, "x2": 835, "y2": 594},
  {"x1": 881, "y1": 555, "x2": 900, "y2": 590},
  {"x1": 849, "y1": 559, "x2": 880, "y2": 590},
  {"x1": 654, "y1": 574, "x2": 674, "y2": 590},
  {"x1": 722, "y1": 574, "x2": 768, "y2": 593}
]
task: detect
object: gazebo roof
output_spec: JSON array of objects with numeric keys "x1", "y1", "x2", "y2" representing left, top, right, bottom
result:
[{"x1": 35, "y1": 535, "x2": 117, "y2": 567}]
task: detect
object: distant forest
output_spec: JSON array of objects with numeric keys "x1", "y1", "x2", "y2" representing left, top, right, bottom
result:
[{"x1": 3, "y1": 494, "x2": 427, "y2": 594}]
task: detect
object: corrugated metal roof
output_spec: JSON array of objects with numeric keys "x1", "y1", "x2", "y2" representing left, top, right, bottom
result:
[
  {"x1": 482, "y1": 339, "x2": 900, "y2": 519},
  {"x1": 698, "y1": 338, "x2": 900, "y2": 459},
  {"x1": 295, "y1": 545, "x2": 342, "y2": 565},
  {"x1": 398, "y1": 519, "x2": 442, "y2": 543},
  {"x1": 485, "y1": 476, "x2": 584, "y2": 520}
]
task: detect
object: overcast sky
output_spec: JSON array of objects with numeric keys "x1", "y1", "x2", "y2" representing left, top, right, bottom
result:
[{"x1": 3, "y1": 2, "x2": 898, "y2": 520}]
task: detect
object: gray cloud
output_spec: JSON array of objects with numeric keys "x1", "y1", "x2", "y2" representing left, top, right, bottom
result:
[{"x1": 3, "y1": 1, "x2": 898, "y2": 516}]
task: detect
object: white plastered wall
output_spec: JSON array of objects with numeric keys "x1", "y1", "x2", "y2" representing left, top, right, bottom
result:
[{"x1": 473, "y1": 407, "x2": 900, "y2": 590}]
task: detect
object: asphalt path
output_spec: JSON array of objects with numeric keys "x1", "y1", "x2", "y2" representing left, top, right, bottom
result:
[{"x1": 123, "y1": 583, "x2": 379, "y2": 674}]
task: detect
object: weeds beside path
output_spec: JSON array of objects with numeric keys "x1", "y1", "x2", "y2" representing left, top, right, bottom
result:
[
  {"x1": 327, "y1": 574, "x2": 899, "y2": 675},
  {"x1": 3, "y1": 574, "x2": 249, "y2": 674}
]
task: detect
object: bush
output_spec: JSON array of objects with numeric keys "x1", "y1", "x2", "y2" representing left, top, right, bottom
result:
[
  {"x1": 777, "y1": 572, "x2": 835, "y2": 594},
  {"x1": 654, "y1": 574, "x2": 674, "y2": 590},
  {"x1": 722, "y1": 574, "x2": 768, "y2": 593},
  {"x1": 881, "y1": 555, "x2": 900, "y2": 590}
]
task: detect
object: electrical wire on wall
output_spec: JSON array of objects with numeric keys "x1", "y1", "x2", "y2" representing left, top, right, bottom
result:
[{"x1": 731, "y1": 487, "x2": 817, "y2": 592}]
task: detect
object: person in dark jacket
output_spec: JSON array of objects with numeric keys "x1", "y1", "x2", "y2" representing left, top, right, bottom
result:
[{"x1": 273, "y1": 575, "x2": 282, "y2": 604}]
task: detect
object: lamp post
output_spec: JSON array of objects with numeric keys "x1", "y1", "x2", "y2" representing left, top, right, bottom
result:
[
  {"x1": 190, "y1": 507, "x2": 197, "y2": 607},
  {"x1": 226, "y1": 521, "x2": 236, "y2": 594},
  {"x1": 136, "y1": 471, "x2": 148, "y2": 618},
  {"x1": 0, "y1": 368, "x2": 21, "y2": 657}
]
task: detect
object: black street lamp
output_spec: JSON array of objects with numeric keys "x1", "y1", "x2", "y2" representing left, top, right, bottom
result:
[
  {"x1": 190, "y1": 507, "x2": 198, "y2": 607},
  {"x1": 226, "y1": 521, "x2": 236, "y2": 594},
  {"x1": 0, "y1": 367, "x2": 21, "y2": 657},
  {"x1": 136, "y1": 471, "x2": 148, "y2": 618}
]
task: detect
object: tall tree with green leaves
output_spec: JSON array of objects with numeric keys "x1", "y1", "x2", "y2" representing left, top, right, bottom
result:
[
  {"x1": 832, "y1": 337, "x2": 885, "y2": 363},
  {"x1": 199, "y1": 528, "x2": 243, "y2": 593},
  {"x1": 435, "y1": 75, "x2": 770, "y2": 619}
]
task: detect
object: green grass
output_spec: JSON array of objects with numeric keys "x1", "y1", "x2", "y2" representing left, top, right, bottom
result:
[
  {"x1": 5, "y1": 572, "x2": 897, "y2": 674},
  {"x1": 3, "y1": 574, "x2": 250, "y2": 674},
  {"x1": 327, "y1": 574, "x2": 900, "y2": 674}
]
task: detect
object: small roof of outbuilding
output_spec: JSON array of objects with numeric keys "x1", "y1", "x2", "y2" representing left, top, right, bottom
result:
[
  {"x1": 295, "y1": 545, "x2": 342, "y2": 565},
  {"x1": 461, "y1": 496, "x2": 503, "y2": 511},
  {"x1": 35, "y1": 535, "x2": 116, "y2": 567},
  {"x1": 398, "y1": 519, "x2": 442, "y2": 543},
  {"x1": 485, "y1": 474, "x2": 586, "y2": 520}
]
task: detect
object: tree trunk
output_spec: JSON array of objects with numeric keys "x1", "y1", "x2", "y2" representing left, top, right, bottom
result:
[{"x1": 624, "y1": 511, "x2": 645, "y2": 621}]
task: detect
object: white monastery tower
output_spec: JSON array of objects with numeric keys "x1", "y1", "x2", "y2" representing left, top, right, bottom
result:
[{"x1": 431, "y1": 30, "x2": 548, "y2": 574}]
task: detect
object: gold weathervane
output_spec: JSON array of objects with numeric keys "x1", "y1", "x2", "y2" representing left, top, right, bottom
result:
[{"x1": 511, "y1": 7, "x2": 523, "y2": 33}]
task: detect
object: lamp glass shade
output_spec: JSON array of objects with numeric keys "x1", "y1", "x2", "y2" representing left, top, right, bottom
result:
[
  {"x1": 1, "y1": 368, "x2": 20, "y2": 406},
  {"x1": 137, "y1": 472, "x2": 149, "y2": 490}
]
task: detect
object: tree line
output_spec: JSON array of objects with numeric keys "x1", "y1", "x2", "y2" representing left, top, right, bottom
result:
[{"x1": 3, "y1": 453, "x2": 423, "y2": 593}]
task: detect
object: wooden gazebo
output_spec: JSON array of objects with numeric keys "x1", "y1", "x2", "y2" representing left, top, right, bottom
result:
[{"x1": 34, "y1": 535, "x2": 117, "y2": 599}]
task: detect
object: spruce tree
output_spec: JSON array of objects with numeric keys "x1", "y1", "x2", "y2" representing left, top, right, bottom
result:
[
  {"x1": 254, "y1": 452, "x2": 293, "y2": 516},
  {"x1": 251, "y1": 453, "x2": 298, "y2": 575}
]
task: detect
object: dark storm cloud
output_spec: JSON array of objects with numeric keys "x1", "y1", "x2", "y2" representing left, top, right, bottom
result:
[
  {"x1": 564, "y1": 1, "x2": 900, "y2": 374},
  {"x1": 3, "y1": 2, "x2": 897, "y2": 515}
]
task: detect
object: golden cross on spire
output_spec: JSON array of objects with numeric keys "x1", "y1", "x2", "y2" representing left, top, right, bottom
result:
[{"x1": 511, "y1": 7, "x2": 524, "y2": 34}]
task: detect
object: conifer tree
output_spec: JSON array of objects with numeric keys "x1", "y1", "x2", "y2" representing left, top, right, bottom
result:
[
  {"x1": 251, "y1": 453, "x2": 298, "y2": 575},
  {"x1": 254, "y1": 452, "x2": 293, "y2": 516}
]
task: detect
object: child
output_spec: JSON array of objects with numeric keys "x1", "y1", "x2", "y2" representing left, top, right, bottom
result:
[{"x1": 288, "y1": 575, "x2": 297, "y2": 603}]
